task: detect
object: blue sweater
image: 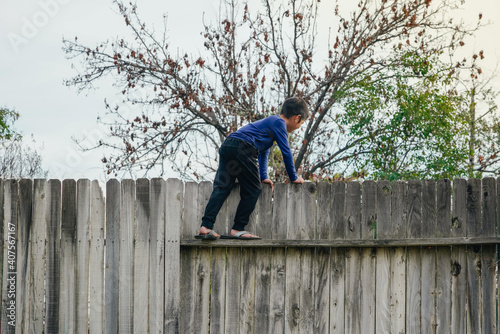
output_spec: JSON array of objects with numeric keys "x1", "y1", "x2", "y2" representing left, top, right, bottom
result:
[{"x1": 228, "y1": 115, "x2": 298, "y2": 181}]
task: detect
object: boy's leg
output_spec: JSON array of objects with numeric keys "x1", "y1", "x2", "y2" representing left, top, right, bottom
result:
[
  {"x1": 231, "y1": 146, "x2": 262, "y2": 232},
  {"x1": 200, "y1": 145, "x2": 237, "y2": 230}
]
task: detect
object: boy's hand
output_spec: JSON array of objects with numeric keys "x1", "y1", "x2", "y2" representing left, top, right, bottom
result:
[
  {"x1": 292, "y1": 177, "x2": 305, "y2": 184},
  {"x1": 262, "y1": 178, "x2": 274, "y2": 188}
]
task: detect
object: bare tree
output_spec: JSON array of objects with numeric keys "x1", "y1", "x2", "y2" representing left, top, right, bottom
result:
[{"x1": 64, "y1": 0, "x2": 481, "y2": 180}]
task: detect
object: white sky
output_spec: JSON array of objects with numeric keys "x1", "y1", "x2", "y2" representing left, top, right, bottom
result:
[{"x1": 1, "y1": 0, "x2": 499, "y2": 183}]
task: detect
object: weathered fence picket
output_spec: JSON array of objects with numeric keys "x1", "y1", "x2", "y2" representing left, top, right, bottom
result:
[{"x1": 0, "y1": 178, "x2": 499, "y2": 334}]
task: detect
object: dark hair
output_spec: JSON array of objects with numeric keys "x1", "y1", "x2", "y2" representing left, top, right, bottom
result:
[{"x1": 280, "y1": 97, "x2": 309, "y2": 120}]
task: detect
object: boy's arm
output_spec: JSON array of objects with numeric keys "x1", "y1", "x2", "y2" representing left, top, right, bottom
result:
[
  {"x1": 273, "y1": 119, "x2": 299, "y2": 182},
  {"x1": 258, "y1": 148, "x2": 270, "y2": 181}
]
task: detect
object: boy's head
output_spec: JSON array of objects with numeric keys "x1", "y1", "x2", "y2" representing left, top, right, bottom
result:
[{"x1": 280, "y1": 97, "x2": 309, "y2": 132}]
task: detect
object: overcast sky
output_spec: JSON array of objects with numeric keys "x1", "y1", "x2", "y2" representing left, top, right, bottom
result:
[{"x1": 1, "y1": 0, "x2": 499, "y2": 183}]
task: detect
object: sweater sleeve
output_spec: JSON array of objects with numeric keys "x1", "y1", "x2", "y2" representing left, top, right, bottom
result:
[
  {"x1": 259, "y1": 148, "x2": 270, "y2": 181},
  {"x1": 272, "y1": 118, "x2": 298, "y2": 182}
]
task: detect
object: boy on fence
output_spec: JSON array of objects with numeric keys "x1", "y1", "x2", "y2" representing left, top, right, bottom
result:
[{"x1": 196, "y1": 97, "x2": 309, "y2": 240}]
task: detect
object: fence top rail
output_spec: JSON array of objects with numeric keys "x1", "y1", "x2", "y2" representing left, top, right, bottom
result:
[{"x1": 180, "y1": 236, "x2": 500, "y2": 248}]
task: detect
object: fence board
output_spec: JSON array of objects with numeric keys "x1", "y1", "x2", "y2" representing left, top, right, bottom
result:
[
  {"x1": 450, "y1": 246, "x2": 466, "y2": 334},
  {"x1": 0, "y1": 179, "x2": 3, "y2": 310},
  {"x1": 198, "y1": 181, "x2": 212, "y2": 233},
  {"x1": 435, "y1": 247, "x2": 451, "y2": 334},
  {"x1": 287, "y1": 184, "x2": 303, "y2": 240},
  {"x1": 360, "y1": 248, "x2": 376, "y2": 334},
  {"x1": 1, "y1": 181, "x2": 17, "y2": 334},
  {"x1": 391, "y1": 247, "x2": 406, "y2": 334},
  {"x1": 89, "y1": 180, "x2": 105, "y2": 333},
  {"x1": 165, "y1": 178, "x2": 183, "y2": 333},
  {"x1": 345, "y1": 247, "x2": 361, "y2": 333},
  {"x1": 407, "y1": 247, "x2": 422, "y2": 334},
  {"x1": 302, "y1": 183, "x2": 317, "y2": 240},
  {"x1": 436, "y1": 179, "x2": 451, "y2": 237},
  {"x1": 362, "y1": 180, "x2": 376, "y2": 240},
  {"x1": 317, "y1": 182, "x2": 332, "y2": 240},
  {"x1": 254, "y1": 248, "x2": 271, "y2": 334},
  {"x1": 240, "y1": 248, "x2": 256, "y2": 333},
  {"x1": 30, "y1": 179, "x2": 47, "y2": 333},
  {"x1": 180, "y1": 247, "x2": 196, "y2": 333},
  {"x1": 45, "y1": 180, "x2": 61, "y2": 334},
  {"x1": 182, "y1": 182, "x2": 199, "y2": 239},
  {"x1": 105, "y1": 179, "x2": 120, "y2": 333},
  {"x1": 269, "y1": 248, "x2": 286, "y2": 333},
  {"x1": 119, "y1": 179, "x2": 134, "y2": 333},
  {"x1": 272, "y1": 183, "x2": 288, "y2": 239},
  {"x1": 421, "y1": 246, "x2": 436, "y2": 333},
  {"x1": 60, "y1": 179, "x2": 77, "y2": 333},
  {"x1": 134, "y1": 179, "x2": 150, "y2": 333},
  {"x1": 314, "y1": 247, "x2": 330, "y2": 334},
  {"x1": 76, "y1": 179, "x2": 90, "y2": 334},
  {"x1": 452, "y1": 179, "x2": 467, "y2": 237},
  {"x1": 195, "y1": 248, "x2": 210, "y2": 334},
  {"x1": 332, "y1": 182, "x2": 346, "y2": 239},
  {"x1": 408, "y1": 180, "x2": 423, "y2": 238},
  {"x1": 482, "y1": 177, "x2": 496, "y2": 236},
  {"x1": 330, "y1": 248, "x2": 346, "y2": 334},
  {"x1": 225, "y1": 247, "x2": 242, "y2": 334},
  {"x1": 0, "y1": 179, "x2": 3, "y2": 331},
  {"x1": 345, "y1": 182, "x2": 361, "y2": 240},
  {"x1": 377, "y1": 181, "x2": 391, "y2": 239},
  {"x1": 466, "y1": 179, "x2": 481, "y2": 237},
  {"x1": 481, "y1": 245, "x2": 496, "y2": 333},
  {"x1": 466, "y1": 245, "x2": 481, "y2": 334},
  {"x1": 497, "y1": 177, "x2": 500, "y2": 237},
  {"x1": 392, "y1": 181, "x2": 407, "y2": 239},
  {"x1": 285, "y1": 247, "x2": 301, "y2": 334},
  {"x1": 299, "y1": 248, "x2": 315, "y2": 333},
  {"x1": 422, "y1": 180, "x2": 436, "y2": 238},
  {"x1": 375, "y1": 247, "x2": 391, "y2": 333},
  {"x1": 210, "y1": 247, "x2": 226, "y2": 334},
  {"x1": 149, "y1": 178, "x2": 166, "y2": 333},
  {"x1": 16, "y1": 179, "x2": 32, "y2": 333},
  {"x1": 256, "y1": 184, "x2": 273, "y2": 238}
]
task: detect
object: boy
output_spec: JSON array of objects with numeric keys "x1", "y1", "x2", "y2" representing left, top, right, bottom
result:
[{"x1": 195, "y1": 97, "x2": 308, "y2": 240}]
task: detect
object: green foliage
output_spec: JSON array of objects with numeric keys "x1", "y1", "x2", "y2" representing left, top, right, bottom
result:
[
  {"x1": 0, "y1": 108, "x2": 20, "y2": 141},
  {"x1": 338, "y1": 51, "x2": 469, "y2": 180}
]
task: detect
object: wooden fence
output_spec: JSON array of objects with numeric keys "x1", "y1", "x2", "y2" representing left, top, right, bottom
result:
[{"x1": 0, "y1": 178, "x2": 499, "y2": 333}]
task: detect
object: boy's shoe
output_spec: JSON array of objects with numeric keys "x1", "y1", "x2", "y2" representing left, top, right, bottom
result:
[
  {"x1": 221, "y1": 231, "x2": 262, "y2": 240},
  {"x1": 194, "y1": 230, "x2": 220, "y2": 240}
]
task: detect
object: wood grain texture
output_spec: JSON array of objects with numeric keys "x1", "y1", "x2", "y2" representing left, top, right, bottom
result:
[
  {"x1": 89, "y1": 180, "x2": 105, "y2": 334},
  {"x1": 16, "y1": 179, "x2": 32, "y2": 333},
  {"x1": 60, "y1": 179, "x2": 77, "y2": 333},
  {"x1": 452, "y1": 179, "x2": 467, "y2": 237},
  {"x1": 345, "y1": 182, "x2": 361, "y2": 240},
  {"x1": 118, "y1": 179, "x2": 134, "y2": 333},
  {"x1": 105, "y1": 179, "x2": 120, "y2": 334},
  {"x1": 75, "y1": 179, "x2": 91, "y2": 334},
  {"x1": 362, "y1": 180, "x2": 376, "y2": 240},
  {"x1": 45, "y1": 180, "x2": 61, "y2": 334},
  {"x1": 165, "y1": 178, "x2": 183, "y2": 333},
  {"x1": 30, "y1": 179, "x2": 48, "y2": 334},
  {"x1": 376, "y1": 180, "x2": 391, "y2": 239},
  {"x1": 436, "y1": 179, "x2": 451, "y2": 238},
  {"x1": 1, "y1": 181, "x2": 18, "y2": 334},
  {"x1": 134, "y1": 178, "x2": 150, "y2": 333},
  {"x1": 317, "y1": 182, "x2": 332, "y2": 240}
]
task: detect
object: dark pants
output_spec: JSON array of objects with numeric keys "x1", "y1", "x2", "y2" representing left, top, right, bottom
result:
[{"x1": 201, "y1": 137, "x2": 262, "y2": 231}]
